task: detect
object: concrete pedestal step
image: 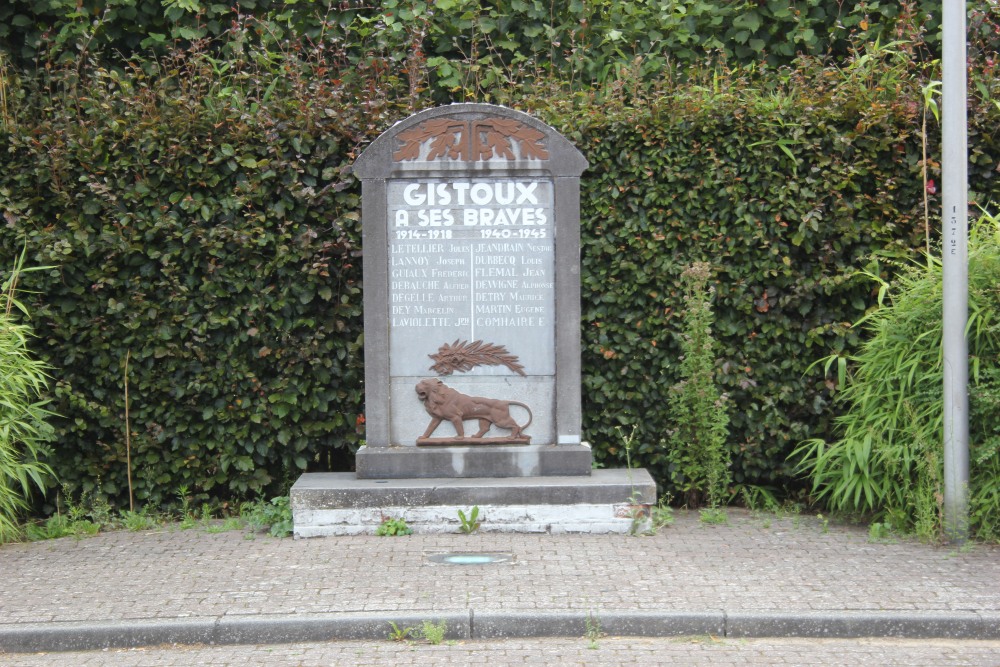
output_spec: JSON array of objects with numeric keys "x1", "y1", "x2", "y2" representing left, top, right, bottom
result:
[
  {"x1": 290, "y1": 469, "x2": 656, "y2": 536},
  {"x1": 354, "y1": 443, "x2": 594, "y2": 479}
]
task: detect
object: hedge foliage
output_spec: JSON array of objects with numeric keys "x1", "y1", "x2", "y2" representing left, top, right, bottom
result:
[
  {"x1": 2, "y1": 36, "x2": 1000, "y2": 508},
  {"x1": 4, "y1": 1, "x2": 1000, "y2": 94},
  {"x1": 0, "y1": 45, "x2": 383, "y2": 507}
]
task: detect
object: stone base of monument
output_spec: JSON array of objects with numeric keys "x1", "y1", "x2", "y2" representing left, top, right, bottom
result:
[
  {"x1": 354, "y1": 443, "x2": 594, "y2": 479},
  {"x1": 290, "y1": 468, "x2": 656, "y2": 536}
]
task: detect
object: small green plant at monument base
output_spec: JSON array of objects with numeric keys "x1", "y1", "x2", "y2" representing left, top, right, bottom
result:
[
  {"x1": 666, "y1": 262, "x2": 731, "y2": 510},
  {"x1": 651, "y1": 500, "x2": 674, "y2": 530},
  {"x1": 376, "y1": 517, "x2": 413, "y2": 536},
  {"x1": 626, "y1": 503, "x2": 649, "y2": 537},
  {"x1": 417, "y1": 619, "x2": 447, "y2": 645},
  {"x1": 240, "y1": 496, "x2": 293, "y2": 538},
  {"x1": 457, "y1": 506, "x2": 481, "y2": 534}
]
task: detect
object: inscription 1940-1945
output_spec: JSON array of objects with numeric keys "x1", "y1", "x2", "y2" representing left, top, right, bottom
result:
[{"x1": 386, "y1": 177, "x2": 555, "y2": 381}]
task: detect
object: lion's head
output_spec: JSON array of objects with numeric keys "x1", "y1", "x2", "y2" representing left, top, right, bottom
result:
[{"x1": 415, "y1": 378, "x2": 443, "y2": 403}]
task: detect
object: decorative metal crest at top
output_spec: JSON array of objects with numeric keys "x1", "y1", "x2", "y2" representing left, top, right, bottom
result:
[
  {"x1": 393, "y1": 117, "x2": 549, "y2": 163},
  {"x1": 429, "y1": 339, "x2": 526, "y2": 377}
]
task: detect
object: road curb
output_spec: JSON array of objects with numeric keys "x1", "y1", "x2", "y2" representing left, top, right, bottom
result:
[{"x1": 2, "y1": 610, "x2": 999, "y2": 654}]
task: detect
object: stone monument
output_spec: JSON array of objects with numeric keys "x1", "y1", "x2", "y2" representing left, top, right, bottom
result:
[{"x1": 291, "y1": 104, "x2": 655, "y2": 535}]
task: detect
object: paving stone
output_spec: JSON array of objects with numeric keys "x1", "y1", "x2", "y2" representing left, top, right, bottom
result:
[{"x1": 1, "y1": 510, "x2": 999, "y2": 654}]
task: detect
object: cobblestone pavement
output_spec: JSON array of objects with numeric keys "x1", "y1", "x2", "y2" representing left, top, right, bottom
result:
[
  {"x1": 5, "y1": 637, "x2": 1000, "y2": 667},
  {"x1": 3, "y1": 509, "x2": 1000, "y2": 658},
  {"x1": 2, "y1": 510, "x2": 998, "y2": 625}
]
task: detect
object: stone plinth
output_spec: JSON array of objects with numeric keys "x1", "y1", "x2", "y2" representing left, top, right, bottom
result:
[
  {"x1": 291, "y1": 468, "x2": 656, "y2": 536},
  {"x1": 355, "y1": 443, "x2": 593, "y2": 479}
]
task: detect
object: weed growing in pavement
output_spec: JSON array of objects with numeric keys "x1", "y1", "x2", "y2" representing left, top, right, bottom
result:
[
  {"x1": 376, "y1": 517, "x2": 413, "y2": 536},
  {"x1": 24, "y1": 486, "x2": 114, "y2": 540},
  {"x1": 457, "y1": 506, "x2": 481, "y2": 534},
  {"x1": 739, "y1": 485, "x2": 781, "y2": 517},
  {"x1": 699, "y1": 507, "x2": 728, "y2": 525},
  {"x1": 204, "y1": 517, "x2": 244, "y2": 534},
  {"x1": 627, "y1": 503, "x2": 653, "y2": 536},
  {"x1": 616, "y1": 424, "x2": 639, "y2": 496},
  {"x1": 651, "y1": 500, "x2": 674, "y2": 530},
  {"x1": 24, "y1": 512, "x2": 98, "y2": 540},
  {"x1": 869, "y1": 521, "x2": 901, "y2": 542},
  {"x1": 868, "y1": 521, "x2": 895, "y2": 542},
  {"x1": 417, "y1": 619, "x2": 447, "y2": 645},
  {"x1": 387, "y1": 621, "x2": 415, "y2": 642},
  {"x1": 14, "y1": 487, "x2": 296, "y2": 541},
  {"x1": 585, "y1": 612, "x2": 602, "y2": 649},
  {"x1": 177, "y1": 485, "x2": 198, "y2": 529},
  {"x1": 241, "y1": 496, "x2": 293, "y2": 538},
  {"x1": 120, "y1": 508, "x2": 160, "y2": 532}
]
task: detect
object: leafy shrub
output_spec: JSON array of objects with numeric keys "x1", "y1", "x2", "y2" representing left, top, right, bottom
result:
[
  {"x1": 0, "y1": 250, "x2": 54, "y2": 541},
  {"x1": 793, "y1": 215, "x2": 1000, "y2": 541},
  {"x1": 5, "y1": 0, "x2": 998, "y2": 87},
  {"x1": 665, "y1": 262, "x2": 730, "y2": 509},
  {"x1": 563, "y1": 57, "x2": 938, "y2": 494}
]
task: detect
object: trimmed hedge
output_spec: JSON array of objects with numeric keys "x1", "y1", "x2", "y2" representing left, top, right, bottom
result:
[
  {"x1": 2, "y1": 51, "x2": 1000, "y2": 507},
  {"x1": 566, "y1": 75, "x2": 1000, "y2": 489},
  {"x1": 0, "y1": 52, "x2": 377, "y2": 506}
]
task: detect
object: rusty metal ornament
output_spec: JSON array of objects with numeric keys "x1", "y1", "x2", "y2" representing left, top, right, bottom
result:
[
  {"x1": 414, "y1": 378, "x2": 532, "y2": 446},
  {"x1": 393, "y1": 118, "x2": 549, "y2": 163},
  {"x1": 428, "y1": 339, "x2": 526, "y2": 376}
]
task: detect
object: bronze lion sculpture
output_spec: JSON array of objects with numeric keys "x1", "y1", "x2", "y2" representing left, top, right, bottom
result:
[{"x1": 415, "y1": 378, "x2": 533, "y2": 440}]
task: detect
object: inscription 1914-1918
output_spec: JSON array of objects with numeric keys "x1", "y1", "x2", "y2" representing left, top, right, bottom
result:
[{"x1": 387, "y1": 178, "x2": 555, "y2": 380}]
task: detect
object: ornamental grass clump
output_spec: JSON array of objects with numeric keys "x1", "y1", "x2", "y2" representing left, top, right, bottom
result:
[
  {"x1": 0, "y1": 250, "x2": 55, "y2": 542},
  {"x1": 794, "y1": 213, "x2": 1000, "y2": 542},
  {"x1": 666, "y1": 262, "x2": 731, "y2": 509}
]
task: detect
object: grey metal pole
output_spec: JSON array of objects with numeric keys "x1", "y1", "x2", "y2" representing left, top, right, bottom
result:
[{"x1": 941, "y1": 0, "x2": 970, "y2": 543}]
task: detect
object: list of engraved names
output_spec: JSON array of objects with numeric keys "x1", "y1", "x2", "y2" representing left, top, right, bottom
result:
[{"x1": 387, "y1": 177, "x2": 556, "y2": 376}]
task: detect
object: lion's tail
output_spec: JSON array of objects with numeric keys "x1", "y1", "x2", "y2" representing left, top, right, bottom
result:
[{"x1": 509, "y1": 401, "x2": 533, "y2": 431}]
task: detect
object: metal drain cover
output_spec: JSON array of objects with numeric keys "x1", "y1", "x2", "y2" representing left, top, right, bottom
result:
[{"x1": 427, "y1": 552, "x2": 514, "y2": 565}]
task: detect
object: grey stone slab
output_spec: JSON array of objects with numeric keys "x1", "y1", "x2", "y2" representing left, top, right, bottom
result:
[
  {"x1": 354, "y1": 442, "x2": 593, "y2": 478},
  {"x1": 215, "y1": 612, "x2": 471, "y2": 645},
  {"x1": 471, "y1": 611, "x2": 726, "y2": 639},
  {"x1": 5, "y1": 610, "x2": 1000, "y2": 654},
  {"x1": 292, "y1": 468, "x2": 654, "y2": 508},
  {"x1": 726, "y1": 612, "x2": 1000, "y2": 640},
  {"x1": 601, "y1": 611, "x2": 727, "y2": 637},
  {"x1": 0, "y1": 619, "x2": 216, "y2": 653},
  {"x1": 471, "y1": 612, "x2": 585, "y2": 638}
]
